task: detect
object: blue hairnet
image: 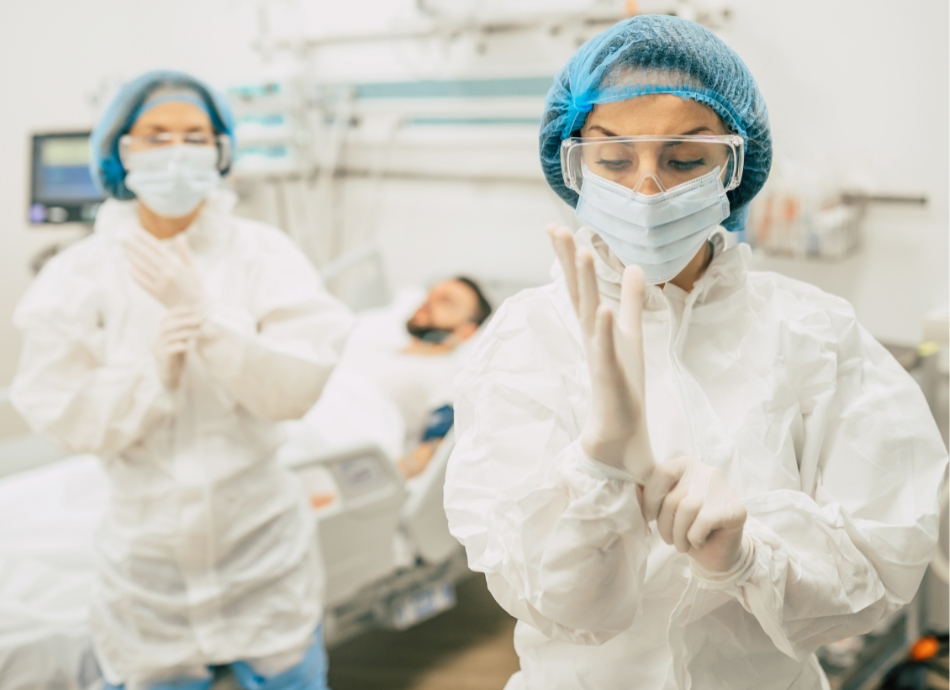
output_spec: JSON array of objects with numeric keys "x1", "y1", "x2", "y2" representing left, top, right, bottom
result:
[
  {"x1": 540, "y1": 15, "x2": 771, "y2": 231},
  {"x1": 90, "y1": 70, "x2": 236, "y2": 200}
]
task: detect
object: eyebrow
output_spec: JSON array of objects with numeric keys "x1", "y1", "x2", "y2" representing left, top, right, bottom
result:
[
  {"x1": 586, "y1": 124, "x2": 715, "y2": 137},
  {"x1": 139, "y1": 124, "x2": 212, "y2": 133}
]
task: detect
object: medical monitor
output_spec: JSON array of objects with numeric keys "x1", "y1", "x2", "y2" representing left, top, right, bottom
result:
[{"x1": 29, "y1": 131, "x2": 104, "y2": 225}]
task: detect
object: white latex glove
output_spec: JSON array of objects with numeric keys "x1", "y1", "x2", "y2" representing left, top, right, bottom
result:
[
  {"x1": 547, "y1": 224, "x2": 656, "y2": 482},
  {"x1": 125, "y1": 232, "x2": 206, "y2": 310},
  {"x1": 153, "y1": 306, "x2": 204, "y2": 390},
  {"x1": 642, "y1": 455, "x2": 749, "y2": 573}
]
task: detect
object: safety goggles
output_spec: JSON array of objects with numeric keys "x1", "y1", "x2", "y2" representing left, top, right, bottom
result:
[
  {"x1": 119, "y1": 132, "x2": 231, "y2": 170},
  {"x1": 561, "y1": 134, "x2": 744, "y2": 199}
]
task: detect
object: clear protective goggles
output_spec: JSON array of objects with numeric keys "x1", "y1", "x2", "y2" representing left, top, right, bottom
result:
[
  {"x1": 118, "y1": 132, "x2": 232, "y2": 171},
  {"x1": 561, "y1": 134, "x2": 744, "y2": 199}
]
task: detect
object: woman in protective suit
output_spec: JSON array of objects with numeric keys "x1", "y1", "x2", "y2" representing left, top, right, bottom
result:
[
  {"x1": 443, "y1": 15, "x2": 949, "y2": 690},
  {"x1": 12, "y1": 71, "x2": 353, "y2": 690}
]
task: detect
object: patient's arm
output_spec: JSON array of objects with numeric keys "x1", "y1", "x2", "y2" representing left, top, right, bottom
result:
[
  {"x1": 399, "y1": 440, "x2": 439, "y2": 479},
  {"x1": 398, "y1": 403, "x2": 454, "y2": 478}
]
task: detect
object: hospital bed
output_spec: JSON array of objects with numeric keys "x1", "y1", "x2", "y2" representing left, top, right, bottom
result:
[{"x1": 288, "y1": 430, "x2": 468, "y2": 644}]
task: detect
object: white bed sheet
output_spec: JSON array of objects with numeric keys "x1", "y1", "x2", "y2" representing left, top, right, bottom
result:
[
  {"x1": 279, "y1": 286, "x2": 475, "y2": 463},
  {"x1": 0, "y1": 455, "x2": 106, "y2": 689}
]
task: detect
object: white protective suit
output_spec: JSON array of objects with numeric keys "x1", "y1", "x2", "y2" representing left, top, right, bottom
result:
[
  {"x1": 11, "y1": 191, "x2": 354, "y2": 686},
  {"x1": 444, "y1": 227, "x2": 949, "y2": 690}
]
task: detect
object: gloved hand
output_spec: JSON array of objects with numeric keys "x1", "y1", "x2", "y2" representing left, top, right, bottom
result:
[
  {"x1": 547, "y1": 224, "x2": 656, "y2": 482},
  {"x1": 125, "y1": 232, "x2": 206, "y2": 310},
  {"x1": 641, "y1": 455, "x2": 749, "y2": 573},
  {"x1": 153, "y1": 306, "x2": 204, "y2": 390}
]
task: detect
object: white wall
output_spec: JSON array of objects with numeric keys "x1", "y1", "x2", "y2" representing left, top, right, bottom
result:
[
  {"x1": 1, "y1": 0, "x2": 947, "y2": 394},
  {"x1": 719, "y1": 0, "x2": 949, "y2": 345}
]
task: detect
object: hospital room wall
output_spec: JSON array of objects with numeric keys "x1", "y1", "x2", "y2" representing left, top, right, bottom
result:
[
  {"x1": 0, "y1": 1, "x2": 947, "y2": 395},
  {"x1": 719, "y1": 0, "x2": 949, "y2": 346}
]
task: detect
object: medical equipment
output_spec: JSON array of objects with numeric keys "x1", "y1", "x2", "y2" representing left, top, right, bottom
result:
[
  {"x1": 748, "y1": 188, "x2": 929, "y2": 261},
  {"x1": 29, "y1": 131, "x2": 104, "y2": 225},
  {"x1": 228, "y1": 79, "x2": 310, "y2": 177},
  {"x1": 225, "y1": 72, "x2": 552, "y2": 278},
  {"x1": 286, "y1": 431, "x2": 470, "y2": 643}
]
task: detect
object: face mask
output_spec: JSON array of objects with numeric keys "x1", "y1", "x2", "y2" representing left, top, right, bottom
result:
[
  {"x1": 406, "y1": 322, "x2": 454, "y2": 344},
  {"x1": 124, "y1": 145, "x2": 220, "y2": 218},
  {"x1": 575, "y1": 167, "x2": 730, "y2": 284}
]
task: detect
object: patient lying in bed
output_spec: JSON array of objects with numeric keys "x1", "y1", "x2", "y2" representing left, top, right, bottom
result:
[{"x1": 280, "y1": 277, "x2": 492, "y2": 477}]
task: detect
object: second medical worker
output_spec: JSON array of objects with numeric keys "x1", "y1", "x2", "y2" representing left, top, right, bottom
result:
[
  {"x1": 444, "y1": 15, "x2": 949, "y2": 690},
  {"x1": 12, "y1": 71, "x2": 353, "y2": 689}
]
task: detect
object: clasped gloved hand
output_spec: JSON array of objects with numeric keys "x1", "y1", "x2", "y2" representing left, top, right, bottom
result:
[
  {"x1": 124, "y1": 232, "x2": 206, "y2": 310},
  {"x1": 152, "y1": 305, "x2": 204, "y2": 390},
  {"x1": 548, "y1": 224, "x2": 656, "y2": 482},
  {"x1": 642, "y1": 456, "x2": 749, "y2": 573}
]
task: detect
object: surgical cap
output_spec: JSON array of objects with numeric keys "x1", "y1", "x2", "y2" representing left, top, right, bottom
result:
[
  {"x1": 540, "y1": 15, "x2": 771, "y2": 231},
  {"x1": 90, "y1": 70, "x2": 235, "y2": 200}
]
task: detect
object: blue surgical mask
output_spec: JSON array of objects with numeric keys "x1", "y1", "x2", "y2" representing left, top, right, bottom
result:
[
  {"x1": 124, "y1": 145, "x2": 220, "y2": 218},
  {"x1": 575, "y1": 167, "x2": 730, "y2": 284}
]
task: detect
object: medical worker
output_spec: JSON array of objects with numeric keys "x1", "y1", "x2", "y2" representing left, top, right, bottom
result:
[
  {"x1": 444, "y1": 15, "x2": 949, "y2": 690},
  {"x1": 11, "y1": 71, "x2": 353, "y2": 689}
]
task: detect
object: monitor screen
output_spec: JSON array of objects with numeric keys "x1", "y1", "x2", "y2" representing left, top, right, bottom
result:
[{"x1": 30, "y1": 132, "x2": 105, "y2": 225}]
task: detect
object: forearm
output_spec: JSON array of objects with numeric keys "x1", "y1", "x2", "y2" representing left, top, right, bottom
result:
[{"x1": 195, "y1": 305, "x2": 348, "y2": 422}]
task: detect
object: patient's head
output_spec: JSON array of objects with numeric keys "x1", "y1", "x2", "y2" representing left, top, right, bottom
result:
[{"x1": 406, "y1": 277, "x2": 492, "y2": 345}]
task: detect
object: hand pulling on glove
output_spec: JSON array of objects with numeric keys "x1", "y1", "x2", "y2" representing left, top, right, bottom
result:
[
  {"x1": 153, "y1": 305, "x2": 204, "y2": 390},
  {"x1": 548, "y1": 225, "x2": 748, "y2": 573},
  {"x1": 642, "y1": 455, "x2": 748, "y2": 573}
]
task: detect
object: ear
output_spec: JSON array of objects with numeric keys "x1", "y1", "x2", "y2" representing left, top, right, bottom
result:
[{"x1": 455, "y1": 322, "x2": 479, "y2": 341}]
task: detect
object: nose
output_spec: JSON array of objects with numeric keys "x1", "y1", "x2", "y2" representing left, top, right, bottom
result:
[
  {"x1": 633, "y1": 173, "x2": 664, "y2": 196},
  {"x1": 630, "y1": 153, "x2": 664, "y2": 195}
]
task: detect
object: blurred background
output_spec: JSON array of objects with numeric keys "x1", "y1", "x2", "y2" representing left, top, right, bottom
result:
[{"x1": 0, "y1": 1, "x2": 946, "y2": 689}]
